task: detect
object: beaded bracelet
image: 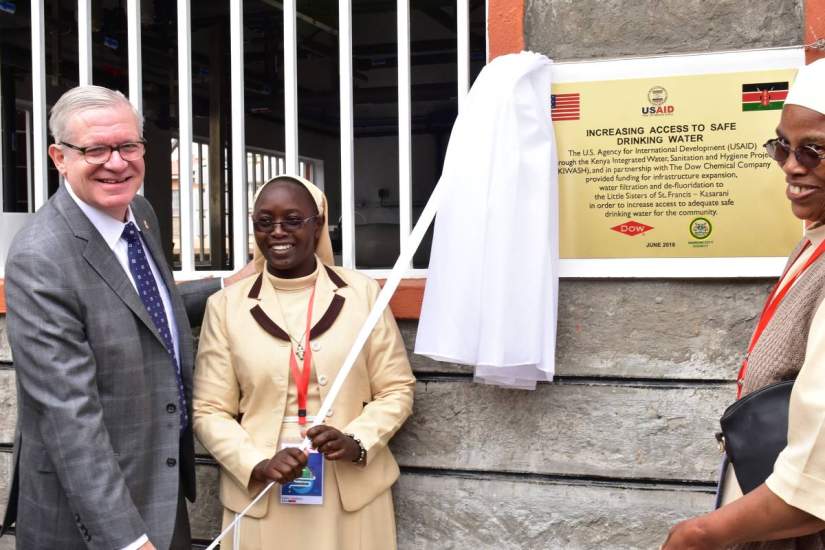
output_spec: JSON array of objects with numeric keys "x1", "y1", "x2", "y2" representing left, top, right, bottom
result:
[{"x1": 344, "y1": 433, "x2": 367, "y2": 465}]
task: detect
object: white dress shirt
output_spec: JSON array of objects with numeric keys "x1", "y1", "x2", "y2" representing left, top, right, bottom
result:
[{"x1": 65, "y1": 181, "x2": 178, "y2": 550}]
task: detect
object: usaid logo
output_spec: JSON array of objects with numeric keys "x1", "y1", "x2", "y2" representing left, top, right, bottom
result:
[
  {"x1": 641, "y1": 85, "x2": 675, "y2": 116},
  {"x1": 611, "y1": 220, "x2": 654, "y2": 236}
]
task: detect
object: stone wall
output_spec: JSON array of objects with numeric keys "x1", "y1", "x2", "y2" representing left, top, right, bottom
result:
[
  {"x1": 0, "y1": 0, "x2": 808, "y2": 547},
  {"x1": 525, "y1": 0, "x2": 803, "y2": 60}
]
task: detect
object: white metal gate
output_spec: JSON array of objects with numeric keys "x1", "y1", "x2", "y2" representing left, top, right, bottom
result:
[{"x1": 22, "y1": 0, "x2": 474, "y2": 279}]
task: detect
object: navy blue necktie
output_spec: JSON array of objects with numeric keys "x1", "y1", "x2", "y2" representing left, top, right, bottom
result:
[{"x1": 122, "y1": 221, "x2": 188, "y2": 431}]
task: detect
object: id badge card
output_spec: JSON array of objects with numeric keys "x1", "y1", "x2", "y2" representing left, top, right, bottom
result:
[{"x1": 280, "y1": 444, "x2": 324, "y2": 505}]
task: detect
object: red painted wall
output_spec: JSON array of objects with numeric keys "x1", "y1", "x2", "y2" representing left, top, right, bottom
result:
[
  {"x1": 806, "y1": 0, "x2": 825, "y2": 62},
  {"x1": 487, "y1": 0, "x2": 524, "y2": 60}
]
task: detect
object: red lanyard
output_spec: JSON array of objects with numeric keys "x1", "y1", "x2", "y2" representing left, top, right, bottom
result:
[
  {"x1": 288, "y1": 285, "x2": 316, "y2": 424},
  {"x1": 737, "y1": 238, "x2": 825, "y2": 398}
]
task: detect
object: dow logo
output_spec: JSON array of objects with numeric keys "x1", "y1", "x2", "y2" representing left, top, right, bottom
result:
[{"x1": 610, "y1": 220, "x2": 653, "y2": 236}]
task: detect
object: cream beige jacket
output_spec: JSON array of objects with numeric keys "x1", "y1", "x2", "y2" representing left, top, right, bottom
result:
[{"x1": 193, "y1": 264, "x2": 415, "y2": 517}]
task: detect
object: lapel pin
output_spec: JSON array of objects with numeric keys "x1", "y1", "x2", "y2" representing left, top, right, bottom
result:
[{"x1": 143, "y1": 220, "x2": 149, "y2": 230}]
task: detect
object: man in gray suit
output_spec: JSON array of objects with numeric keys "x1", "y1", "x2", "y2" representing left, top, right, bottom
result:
[{"x1": 0, "y1": 86, "x2": 251, "y2": 549}]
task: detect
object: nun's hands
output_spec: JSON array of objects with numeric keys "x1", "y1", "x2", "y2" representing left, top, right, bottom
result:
[
  {"x1": 251, "y1": 447, "x2": 308, "y2": 485},
  {"x1": 305, "y1": 425, "x2": 360, "y2": 462}
]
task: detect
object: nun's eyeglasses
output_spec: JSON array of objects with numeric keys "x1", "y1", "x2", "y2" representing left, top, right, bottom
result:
[
  {"x1": 252, "y1": 215, "x2": 318, "y2": 233},
  {"x1": 764, "y1": 138, "x2": 825, "y2": 169}
]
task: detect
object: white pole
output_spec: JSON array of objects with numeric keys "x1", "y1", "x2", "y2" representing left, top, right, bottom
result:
[
  {"x1": 127, "y1": 0, "x2": 143, "y2": 195},
  {"x1": 284, "y1": 0, "x2": 299, "y2": 174},
  {"x1": 177, "y1": 0, "x2": 194, "y2": 272},
  {"x1": 78, "y1": 0, "x2": 93, "y2": 85},
  {"x1": 339, "y1": 0, "x2": 356, "y2": 268},
  {"x1": 31, "y1": 0, "x2": 47, "y2": 210},
  {"x1": 127, "y1": 0, "x2": 143, "y2": 115},
  {"x1": 230, "y1": 0, "x2": 248, "y2": 269},
  {"x1": 397, "y1": 0, "x2": 412, "y2": 265}
]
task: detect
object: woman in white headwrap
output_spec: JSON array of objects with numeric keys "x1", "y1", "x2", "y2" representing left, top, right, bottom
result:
[
  {"x1": 193, "y1": 175, "x2": 415, "y2": 549},
  {"x1": 662, "y1": 60, "x2": 825, "y2": 549}
]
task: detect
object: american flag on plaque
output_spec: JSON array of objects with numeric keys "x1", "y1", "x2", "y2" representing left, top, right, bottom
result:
[{"x1": 551, "y1": 92, "x2": 580, "y2": 121}]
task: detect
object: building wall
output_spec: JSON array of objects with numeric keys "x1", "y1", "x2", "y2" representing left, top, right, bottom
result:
[
  {"x1": 0, "y1": 1, "x2": 810, "y2": 548},
  {"x1": 525, "y1": 0, "x2": 803, "y2": 60}
]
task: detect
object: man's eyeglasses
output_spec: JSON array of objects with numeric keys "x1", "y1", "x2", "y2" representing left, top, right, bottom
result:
[
  {"x1": 252, "y1": 215, "x2": 318, "y2": 233},
  {"x1": 764, "y1": 138, "x2": 825, "y2": 170},
  {"x1": 60, "y1": 141, "x2": 146, "y2": 165}
]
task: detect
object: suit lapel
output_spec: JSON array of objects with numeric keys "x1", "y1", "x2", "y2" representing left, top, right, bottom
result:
[{"x1": 53, "y1": 187, "x2": 168, "y2": 349}]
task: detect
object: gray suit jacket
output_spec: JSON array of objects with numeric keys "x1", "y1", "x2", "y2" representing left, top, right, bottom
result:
[{"x1": 0, "y1": 186, "x2": 220, "y2": 549}]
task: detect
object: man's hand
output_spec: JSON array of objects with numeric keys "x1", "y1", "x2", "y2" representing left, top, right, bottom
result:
[
  {"x1": 251, "y1": 448, "x2": 308, "y2": 485},
  {"x1": 305, "y1": 425, "x2": 361, "y2": 462},
  {"x1": 223, "y1": 260, "x2": 257, "y2": 287}
]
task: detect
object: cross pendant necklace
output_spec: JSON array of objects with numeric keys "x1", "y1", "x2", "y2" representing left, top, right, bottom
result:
[{"x1": 273, "y1": 287, "x2": 309, "y2": 361}]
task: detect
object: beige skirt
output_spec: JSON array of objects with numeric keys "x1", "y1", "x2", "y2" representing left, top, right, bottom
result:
[{"x1": 218, "y1": 421, "x2": 397, "y2": 550}]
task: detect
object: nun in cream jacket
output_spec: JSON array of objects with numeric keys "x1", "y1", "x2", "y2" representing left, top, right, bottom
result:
[{"x1": 192, "y1": 175, "x2": 415, "y2": 548}]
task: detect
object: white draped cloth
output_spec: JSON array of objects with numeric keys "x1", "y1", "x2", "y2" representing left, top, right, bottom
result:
[{"x1": 414, "y1": 51, "x2": 558, "y2": 390}]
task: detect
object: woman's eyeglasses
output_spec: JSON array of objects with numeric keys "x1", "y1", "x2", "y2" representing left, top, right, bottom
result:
[
  {"x1": 252, "y1": 215, "x2": 318, "y2": 233},
  {"x1": 764, "y1": 138, "x2": 825, "y2": 169}
]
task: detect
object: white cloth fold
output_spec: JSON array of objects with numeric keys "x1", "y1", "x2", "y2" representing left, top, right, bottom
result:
[{"x1": 414, "y1": 51, "x2": 559, "y2": 390}]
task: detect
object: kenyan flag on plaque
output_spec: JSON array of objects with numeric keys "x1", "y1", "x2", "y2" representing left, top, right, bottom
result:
[{"x1": 742, "y1": 82, "x2": 788, "y2": 111}]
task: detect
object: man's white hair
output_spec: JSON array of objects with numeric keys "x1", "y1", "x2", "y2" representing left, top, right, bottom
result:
[{"x1": 49, "y1": 85, "x2": 143, "y2": 143}]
